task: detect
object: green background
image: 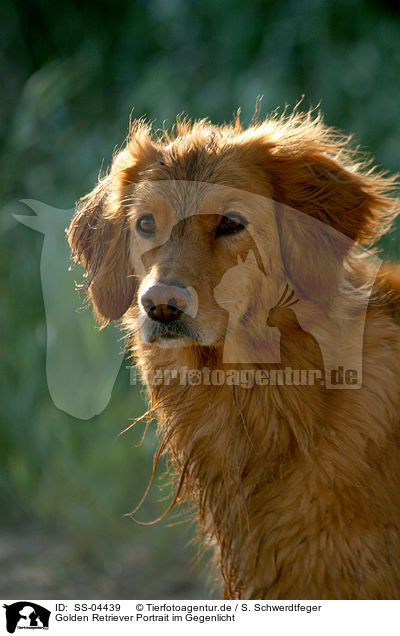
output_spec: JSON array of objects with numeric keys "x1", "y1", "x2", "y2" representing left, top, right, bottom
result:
[{"x1": 1, "y1": 0, "x2": 400, "y2": 598}]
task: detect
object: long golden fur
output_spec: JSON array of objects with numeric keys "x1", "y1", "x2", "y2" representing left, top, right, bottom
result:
[{"x1": 68, "y1": 110, "x2": 400, "y2": 599}]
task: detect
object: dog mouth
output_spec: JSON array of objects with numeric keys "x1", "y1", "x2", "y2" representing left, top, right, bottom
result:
[{"x1": 143, "y1": 319, "x2": 201, "y2": 345}]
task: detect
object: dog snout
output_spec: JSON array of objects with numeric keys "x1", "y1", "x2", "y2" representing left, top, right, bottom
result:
[{"x1": 140, "y1": 282, "x2": 189, "y2": 323}]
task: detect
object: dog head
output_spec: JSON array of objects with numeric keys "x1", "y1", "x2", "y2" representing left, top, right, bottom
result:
[{"x1": 68, "y1": 113, "x2": 398, "y2": 351}]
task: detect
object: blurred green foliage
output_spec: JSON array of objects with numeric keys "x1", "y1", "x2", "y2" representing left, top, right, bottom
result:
[{"x1": 1, "y1": 0, "x2": 400, "y2": 597}]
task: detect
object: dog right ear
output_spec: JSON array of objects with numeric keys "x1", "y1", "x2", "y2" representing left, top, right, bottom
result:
[
  {"x1": 236, "y1": 112, "x2": 398, "y2": 304},
  {"x1": 68, "y1": 122, "x2": 163, "y2": 325},
  {"x1": 67, "y1": 175, "x2": 135, "y2": 325}
]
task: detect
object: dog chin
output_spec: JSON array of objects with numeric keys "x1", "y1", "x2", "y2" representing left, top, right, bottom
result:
[{"x1": 153, "y1": 336, "x2": 197, "y2": 349}]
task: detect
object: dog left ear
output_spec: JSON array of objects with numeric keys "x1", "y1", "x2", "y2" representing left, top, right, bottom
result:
[
  {"x1": 273, "y1": 149, "x2": 397, "y2": 302},
  {"x1": 273, "y1": 199, "x2": 351, "y2": 303},
  {"x1": 241, "y1": 119, "x2": 398, "y2": 302},
  {"x1": 269, "y1": 142, "x2": 398, "y2": 246}
]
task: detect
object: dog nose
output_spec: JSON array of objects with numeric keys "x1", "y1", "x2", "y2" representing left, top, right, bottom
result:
[{"x1": 140, "y1": 282, "x2": 188, "y2": 323}]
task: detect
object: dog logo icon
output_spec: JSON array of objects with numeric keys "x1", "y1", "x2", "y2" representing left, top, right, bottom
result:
[
  {"x1": 3, "y1": 602, "x2": 50, "y2": 633},
  {"x1": 214, "y1": 250, "x2": 281, "y2": 364},
  {"x1": 266, "y1": 284, "x2": 325, "y2": 374},
  {"x1": 14, "y1": 200, "x2": 125, "y2": 419}
]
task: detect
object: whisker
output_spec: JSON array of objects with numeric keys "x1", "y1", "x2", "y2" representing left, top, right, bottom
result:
[{"x1": 213, "y1": 299, "x2": 240, "y2": 305}]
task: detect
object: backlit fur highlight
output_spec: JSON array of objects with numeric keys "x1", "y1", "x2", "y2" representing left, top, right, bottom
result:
[{"x1": 68, "y1": 110, "x2": 400, "y2": 599}]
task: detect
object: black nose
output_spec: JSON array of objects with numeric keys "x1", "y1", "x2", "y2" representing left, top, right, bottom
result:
[{"x1": 140, "y1": 283, "x2": 188, "y2": 323}]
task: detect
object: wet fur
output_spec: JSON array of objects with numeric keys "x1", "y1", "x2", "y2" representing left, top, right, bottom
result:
[{"x1": 68, "y1": 111, "x2": 400, "y2": 599}]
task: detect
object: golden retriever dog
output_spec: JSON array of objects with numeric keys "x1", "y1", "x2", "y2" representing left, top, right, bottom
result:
[{"x1": 68, "y1": 110, "x2": 400, "y2": 599}]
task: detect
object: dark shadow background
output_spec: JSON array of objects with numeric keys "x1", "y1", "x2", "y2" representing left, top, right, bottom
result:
[{"x1": 1, "y1": 0, "x2": 400, "y2": 599}]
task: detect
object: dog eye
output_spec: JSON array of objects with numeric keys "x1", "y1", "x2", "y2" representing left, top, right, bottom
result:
[
  {"x1": 216, "y1": 213, "x2": 248, "y2": 236},
  {"x1": 137, "y1": 214, "x2": 156, "y2": 236}
]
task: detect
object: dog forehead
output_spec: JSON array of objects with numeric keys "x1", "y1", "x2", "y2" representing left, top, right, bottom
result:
[{"x1": 134, "y1": 179, "x2": 238, "y2": 222}]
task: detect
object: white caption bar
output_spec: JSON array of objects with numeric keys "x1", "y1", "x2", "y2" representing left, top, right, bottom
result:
[{"x1": 1, "y1": 599, "x2": 399, "y2": 635}]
